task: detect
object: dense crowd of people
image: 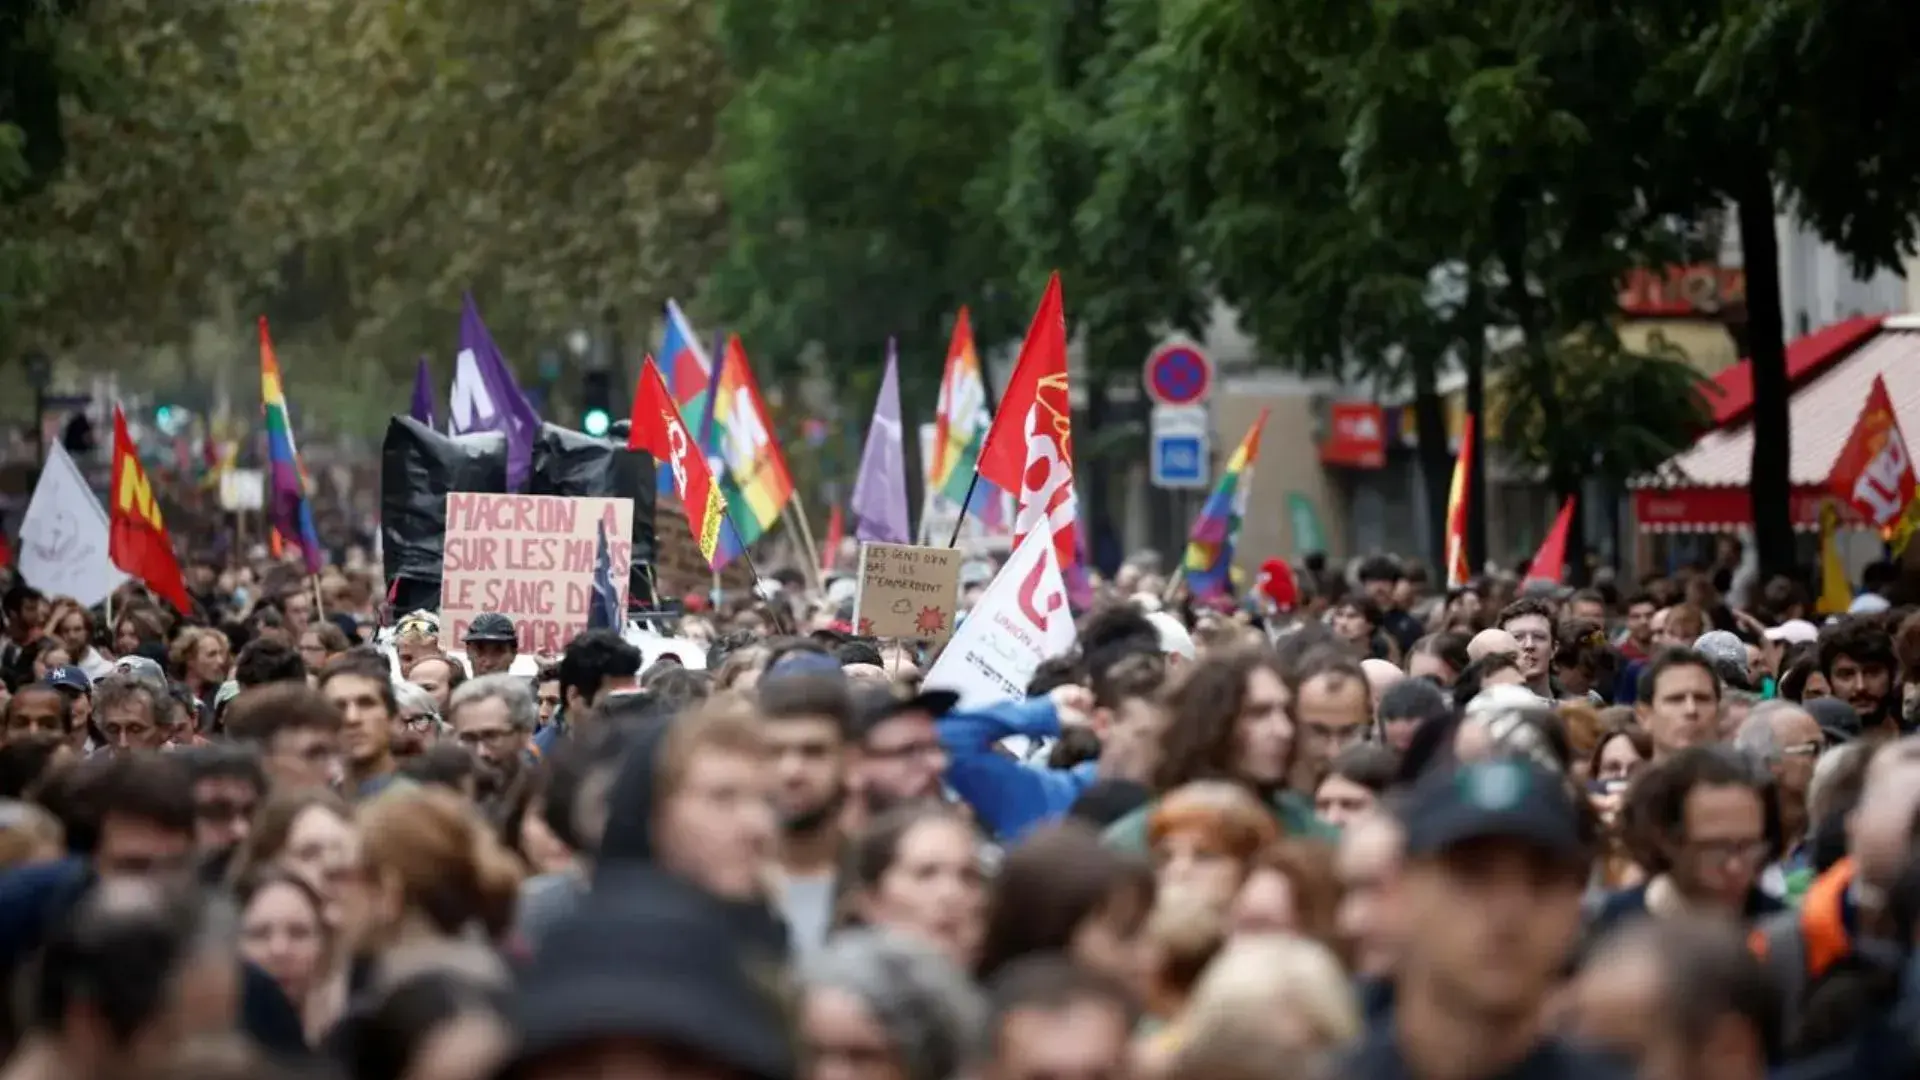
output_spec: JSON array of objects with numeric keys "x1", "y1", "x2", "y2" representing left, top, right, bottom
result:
[{"x1": 0, "y1": 538, "x2": 1914, "y2": 1080}]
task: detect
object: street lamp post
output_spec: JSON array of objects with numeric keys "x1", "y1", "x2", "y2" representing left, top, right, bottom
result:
[{"x1": 23, "y1": 350, "x2": 51, "y2": 466}]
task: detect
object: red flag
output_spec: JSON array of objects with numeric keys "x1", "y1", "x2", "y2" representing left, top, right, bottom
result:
[
  {"x1": 1827, "y1": 375, "x2": 1916, "y2": 529},
  {"x1": 975, "y1": 273, "x2": 1076, "y2": 570},
  {"x1": 108, "y1": 407, "x2": 192, "y2": 613},
  {"x1": 629, "y1": 357, "x2": 730, "y2": 567},
  {"x1": 822, "y1": 503, "x2": 844, "y2": 574},
  {"x1": 1525, "y1": 497, "x2": 1575, "y2": 584},
  {"x1": 1444, "y1": 415, "x2": 1475, "y2": 587}
]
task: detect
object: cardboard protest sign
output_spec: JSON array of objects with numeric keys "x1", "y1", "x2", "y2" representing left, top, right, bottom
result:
[
  {"x1": 854, "y1": 542, "x2": 961, "y2": 640},
  {"x1": 924, "y1": 527, "x2": 1074, "y2": 710},
  {"x1": 649, "y1": 493, "x2": 753, "y2": 598},
  {"x1": 439, "y1": 493, "x2": 633, "y2": 655}
]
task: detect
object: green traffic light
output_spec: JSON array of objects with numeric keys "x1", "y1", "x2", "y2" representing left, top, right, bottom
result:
[{"x1": 583, "y1": 409, "x2": 611, "y2": 437}]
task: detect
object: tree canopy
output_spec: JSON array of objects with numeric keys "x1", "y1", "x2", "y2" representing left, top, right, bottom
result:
[
  {"x1": 3, "y1": 0, "x2": 734, "y2": 430},
  {"x1": 707, "y1": 0, "x2": 1048, "y2": 404}
]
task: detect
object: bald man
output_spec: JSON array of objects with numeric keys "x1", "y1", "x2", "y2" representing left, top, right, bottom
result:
[{"x1": 1467, "y1": 627, "x2": 1521, "y2": 662}]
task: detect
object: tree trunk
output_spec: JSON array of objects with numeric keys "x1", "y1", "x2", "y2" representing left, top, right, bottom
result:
[
  {"x1": 1463, "y1": 279, "x2": 1489, "y2": 578},
  {"x1": 1738, "y1": 176, "x2": 1795, "y2": 580},
  {"x1": 1411, "y1": 351, "x2": 1452, "y2": 574}
]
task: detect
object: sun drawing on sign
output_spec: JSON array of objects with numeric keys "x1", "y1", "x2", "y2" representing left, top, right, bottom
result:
[
  {"x1": 916, "y1": 606, "x2": 947, "y2": 635},
  {"x1": 857, "y1": 617, "x2": 875, "y2": 636}
]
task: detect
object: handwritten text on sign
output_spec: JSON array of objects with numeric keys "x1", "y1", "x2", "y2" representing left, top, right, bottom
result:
[
  {"x1": 439, "y1": 493, "x2": 633, "y2": 655},
  {"x1": 855, "y1": 542, "x2": 961, "y2": 640}
]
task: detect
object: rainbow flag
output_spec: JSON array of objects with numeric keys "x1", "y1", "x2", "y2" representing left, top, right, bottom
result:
[
  {"x1": 931, "y1": 309, "x2": 988, "y2": 502},
  {"x1": 259, "y1": 317, "x2": 324, "y2": 575},
  {"x1": 704, "y1": 335, "x2": 794, "y2": 533},
  {"x1": 654, "y1": 301, "x2": 753, "y2": 568},
  {"x1": 1182, "y1": 409, "x2": 1270, "y2": 599},
  {"x1": 929, "y1": 307, "x2": 1007, "y2": 532}
]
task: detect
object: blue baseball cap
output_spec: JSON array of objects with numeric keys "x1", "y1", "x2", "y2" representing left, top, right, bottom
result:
[{"x1": 44, "y1": 666, "x2": 91, "y2": 694}]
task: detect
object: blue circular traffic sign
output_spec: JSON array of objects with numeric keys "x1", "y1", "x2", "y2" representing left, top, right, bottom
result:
[{"x1": 1144, "y1": 343, "x2": 1213, "y2": 406}]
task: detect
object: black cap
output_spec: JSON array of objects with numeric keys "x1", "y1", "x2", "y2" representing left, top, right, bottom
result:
[
  {"x1": 507, "y1": 872, "x2": 794, "y2": 1080},
  {"x1": 1398, "y1": 759, "x2": 1585, "y2": 865},
  {"x1": 1804, "y1": 697, "x2": 1861, "y2": 745},
  {"x1": 850, "y1": 682, "x2": 959, "y2": 739},
  {"x1": 462, "y1": 612, "x2": 517, "y2": 644}
]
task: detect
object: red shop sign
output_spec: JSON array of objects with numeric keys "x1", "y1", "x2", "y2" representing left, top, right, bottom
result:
[{"x1": 1321, "y1": 402, "x2": 1387, "y2": 469}]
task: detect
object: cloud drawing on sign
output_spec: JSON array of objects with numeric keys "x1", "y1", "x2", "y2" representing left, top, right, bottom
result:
[{"x1": 890, "y1": 598, "x2": 913, "y2": 615}]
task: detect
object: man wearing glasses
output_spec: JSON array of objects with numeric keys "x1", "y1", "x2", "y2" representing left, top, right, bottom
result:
[
  {"x1": 1587, "y1": 746, "x2": 1782, "y2": 943},
  {"x1": 1733, "y1": 702, "x2": 1826, "y2": 902},
  {"x1": 447, "y1": 674, "x2": 540, "y2": 787}
]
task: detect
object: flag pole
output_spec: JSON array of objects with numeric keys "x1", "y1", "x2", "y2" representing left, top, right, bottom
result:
[
  {"x1": 784, "y1": 502, "x2": 824, "y2": 588},
  {"x1": 943, "y1": 473, "x2": 984, "y2": 549},
  {"x1": 310, "y1": 574, "x2": 326, "y2": 621},
  {"x1": 720, "y1": 506, "x2": 795, "y2": 635}
]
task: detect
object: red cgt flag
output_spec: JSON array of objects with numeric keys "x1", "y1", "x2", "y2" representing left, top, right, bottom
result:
[
  {"x1": 1827, "y1": 375, "x2": 1917, "y2": 529},
  {"x1": 628, "y1": 356, "x2": 730, "y2": 568},
  {"x1": 108, "y1": 407, "x2": 193, "y2": 613},
  {"x1": 976, "y1": 272, "x2": 1077, "y2": 570}
]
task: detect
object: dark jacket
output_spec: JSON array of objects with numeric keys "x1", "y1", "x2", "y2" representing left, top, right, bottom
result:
[
  {"x1": 0, "y1": 857, "x2": 307, "y2": 1058},
  {"x1": 595, "y1": 716, "x2": 790, "y2": 959}
]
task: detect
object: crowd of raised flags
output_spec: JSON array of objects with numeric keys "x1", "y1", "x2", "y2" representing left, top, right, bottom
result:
[{"x1": 11, "y1": 271, "x2": 1315, "y2": 626}]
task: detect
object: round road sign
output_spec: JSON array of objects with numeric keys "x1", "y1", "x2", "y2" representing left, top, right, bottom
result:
[{"x1": 1143, "y1": 343, "x2": 1213, "y2": 407}]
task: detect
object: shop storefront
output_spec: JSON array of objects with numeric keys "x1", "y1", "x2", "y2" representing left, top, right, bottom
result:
[{"x1": 1630, "y1": 313, "x2": 1896, "y2": 570}]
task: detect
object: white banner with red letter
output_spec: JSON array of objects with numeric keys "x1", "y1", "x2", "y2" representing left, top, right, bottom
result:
[{"x1": 925, "y1": 527, "x2": 1075, "y2": 710}]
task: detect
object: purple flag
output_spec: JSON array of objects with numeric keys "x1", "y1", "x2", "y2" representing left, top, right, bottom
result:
[
  {"x1": 409, "y1": 356, "x2": 436, "y2": 429},
  {"x1": 849, "y1": 341, "x2": 911, "y2": 544},
  {"x1": 450, "y1": 294, "x2": 542, "y2": 491}
]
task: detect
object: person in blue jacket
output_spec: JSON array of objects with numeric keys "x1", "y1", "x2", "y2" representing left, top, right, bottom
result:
[
  {"x1": 934, "y1": 652, "x2": 1175, "y2": 843},
  {"x1": 933, "y1": 682, "x2": 1096, "y2": 843}
]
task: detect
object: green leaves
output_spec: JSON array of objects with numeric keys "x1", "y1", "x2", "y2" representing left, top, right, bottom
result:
[
  {"x1": 1497, "y1": 336, "x2": 1713, "y2": 490},
  {"x1": 3, "y1": 0, "x2": 734, "y2": 429},
  {"x1": 708, "y1": 0, "x2": 1047, "y2": 395}
]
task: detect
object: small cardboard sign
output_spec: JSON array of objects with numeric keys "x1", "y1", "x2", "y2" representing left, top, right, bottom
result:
[
  {"x1": 854, "y1": 542, "x2": 961, "y2": 640},
  {"x1": 439, "y1": 492, "x2": 633, "y2": 655}
]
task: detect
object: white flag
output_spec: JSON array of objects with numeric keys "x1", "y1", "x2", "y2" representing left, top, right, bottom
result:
[
  {"x1": 924, "y1": 526, "x2": 1074, "y2": 711},
  {"x1": 18, "y1": 443, "x2": 128, "y2": 608}
]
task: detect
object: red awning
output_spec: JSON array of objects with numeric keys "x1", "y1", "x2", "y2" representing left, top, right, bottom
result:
[
  {"x1": 1702, "y1": 314, "x2": 1883, "y2": 427},
  {"x1": 1631, "y1": 319, "x2": 1917, "y2": 532},
  {"x1": 1632, "y1": 486, "x2": 1867, "y2": 534}
]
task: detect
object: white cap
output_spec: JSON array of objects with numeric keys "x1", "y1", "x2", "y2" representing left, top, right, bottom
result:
[
  {"x1": 1763, "y1": 618, "x2": 1820, "y2": 645},
  {"x1": 1849, "y1": 593, "x2": 1891, "y2": 615},
  {"x1": 1146, "y1": 611, "x2": 1196, "y2": 662},
  {"x1": 825, "y1": 577, "x2": 859, "y2": 607}
]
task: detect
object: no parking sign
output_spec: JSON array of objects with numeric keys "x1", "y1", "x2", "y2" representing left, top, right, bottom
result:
[{"x1": 1143, "y1": 342, "x2": 1213, "y2": 407}]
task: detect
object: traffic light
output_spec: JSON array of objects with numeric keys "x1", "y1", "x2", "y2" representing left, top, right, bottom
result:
[{"x1": 581, "y1": 371, "x2": 612, "y2": 437}]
